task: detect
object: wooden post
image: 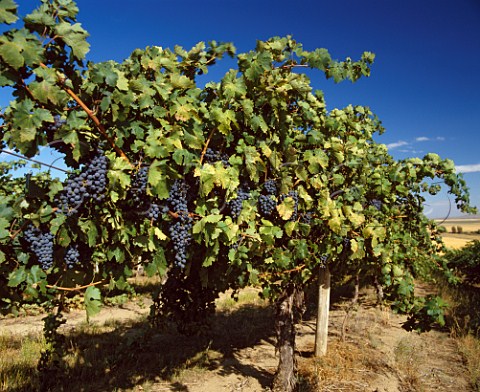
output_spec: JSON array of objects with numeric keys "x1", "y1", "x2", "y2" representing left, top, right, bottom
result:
[{"x1": 314, "y1": 266, "x2": 330, "y2": 357}]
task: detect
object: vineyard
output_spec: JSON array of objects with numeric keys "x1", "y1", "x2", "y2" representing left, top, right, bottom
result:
[{"x1": 0, "y1": 1, "x2": 479, "y2": 391}]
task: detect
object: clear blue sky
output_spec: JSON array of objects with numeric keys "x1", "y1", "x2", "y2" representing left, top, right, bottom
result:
[{"x1": 2, "y1": 0, "x2": 480, "y2": 218}]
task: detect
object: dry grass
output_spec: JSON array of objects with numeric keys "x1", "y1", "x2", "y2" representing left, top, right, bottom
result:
[
  {"x1": 298, "y1": 340, "x2": 382, "y2": 392},
  {"x1": 0, "y1": 332, "x2": 44, "y2": 391},
  {"x1": 457, "y1": 334, "x2": 480, "y2": 391},
  {"x1": 394, "y1": 335, "x2": 426, "y2": 392}
]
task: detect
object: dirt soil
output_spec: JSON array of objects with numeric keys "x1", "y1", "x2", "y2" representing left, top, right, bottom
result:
[{"x1": 0, "y1": 291, "x2": 473, "y2": 392}]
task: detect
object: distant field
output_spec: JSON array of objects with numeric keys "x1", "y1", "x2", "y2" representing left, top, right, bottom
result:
[{"x1": 436, "y1": 218, "x2": 480, "y2": 249}]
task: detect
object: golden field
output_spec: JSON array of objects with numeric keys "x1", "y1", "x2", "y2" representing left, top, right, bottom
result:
[{"x1": 436, "y1": 217, "x2": 480, "y2": 249}]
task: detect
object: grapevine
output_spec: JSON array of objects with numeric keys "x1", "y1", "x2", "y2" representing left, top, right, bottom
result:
[{"x1": 0, "y1": 3, "x2": 477, "y2": 391}]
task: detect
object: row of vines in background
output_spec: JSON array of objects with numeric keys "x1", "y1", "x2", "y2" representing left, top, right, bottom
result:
[{"x1": 0, "y1": 1, "x2": 477, "y2": 390}]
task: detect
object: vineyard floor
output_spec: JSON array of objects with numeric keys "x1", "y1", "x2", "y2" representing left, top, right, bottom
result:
[{"x1": 0, "y1": 285, "x2": 474, "y2": 391}]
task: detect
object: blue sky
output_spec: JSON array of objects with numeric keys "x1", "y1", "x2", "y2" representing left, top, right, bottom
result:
[{"x1": 1, "y1": 0, "x2": 480, "y2": 218}]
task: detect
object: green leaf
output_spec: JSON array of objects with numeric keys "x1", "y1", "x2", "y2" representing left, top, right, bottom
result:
[
  {"x1": 29, "y1": 80, "x2": 68, "y2": 106},
  {"x1": 195, "y1": 163, "x2": 239, "y2": 196},
  {"x1": 84, "y1": 286, "x2": 102, "y2": 319},
  {"x1": 0, "y1": 217, "x2": 10, "y2": 240},
  {"x1": 145, "y1": 248, "x2": 167, "y2": 277},
  {"x1": 0, "y1": 39, "x2": 24, "y2": 68},
  {"x1": 0, "y1": 0, "x2": 18, "y2": 24},
  {"x1": 277, "y1": 197, "x2": 295, "y2": 220},
  {"x1": 55, "y1": 22, "x2": 90, "y2": 60},
  {"x1": 8, "y1": 267, "x2": 26, "y2": 287}
]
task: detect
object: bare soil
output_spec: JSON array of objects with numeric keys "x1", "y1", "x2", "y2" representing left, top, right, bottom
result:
[{"x1": 0, "y1": 287, "x2": 474, "y2": 392}]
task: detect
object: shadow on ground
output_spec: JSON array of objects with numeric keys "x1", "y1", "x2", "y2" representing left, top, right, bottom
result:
[{"x1": 4, "y1": 302, "x2": 277, "y2": 392}]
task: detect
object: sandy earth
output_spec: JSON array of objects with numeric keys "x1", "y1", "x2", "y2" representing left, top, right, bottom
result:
[{"x1": 0, "y1": 292, "x2": 473, "y2": 392}]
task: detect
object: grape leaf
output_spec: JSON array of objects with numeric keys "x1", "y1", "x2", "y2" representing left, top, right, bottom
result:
[
  {"x1": 84, "y1": 286, "x2": 102, "y2": 319},
  {"x1": 0, "y1": 0, "x2": 18, "y2": 24}
]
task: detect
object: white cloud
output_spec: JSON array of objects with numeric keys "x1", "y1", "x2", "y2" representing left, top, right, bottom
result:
[
  {"x1": 456, "y1": 163, "x2": 480, "y2": 173},
  {"x1": 386, "y1": 140, "x2": 408, "y2": 149},
  {"x1": 436, "y1": 136, "x2": 445, "y2": 141},
  {"x1": 415, "y1": 136, "x2": 429, "y2": 142}
]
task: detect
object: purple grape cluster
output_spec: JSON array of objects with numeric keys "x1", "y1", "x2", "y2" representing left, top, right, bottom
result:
[
  {"x1": 264, "y1": 179, "x2": 277, "y2": 196},
  {"x1": 204, "y1": 148, "x2": 230, "y2": 166},
  {"x1": 65, "y1": 244, "x2": 80, "y2": 269},
  {"x1": 168, "y1": 211, "x2": 193, "y2": 268},
  {"x1": 57, "y1": 150, "x2": 108, "y2": 215},
  {"x1": 44, "y1": 116, "x2": 66, "y2": 134},
  {"x1": 167, "y1": 180, "x2": 192, "y2": 268},
  {"x1": 130, "y1": 166, "x2": 149, "y2": 204},
  {"x1": 319, "y1": 254, "x2": 328, "y2": 268},
  {"x1": 258, "y1": 194, "x2": 277, "y2": 217},
  {"x1": 167, "y1": 180, "x2": 189, "y2": 212},
  {"x1": 369, "y1": 199, "x2": 382, "y2": 211},
  {"x1": 300, "y1": 211, "x2": 313, "y2": 224},
  {"x1": 23, "y1": 225, "x2": 54, "y2": 270},
  {"x1": 228, "y1": 186, "x2": 251, "y2": 219},
  {"x1": 129, "y1": 166, "x2": 167, "y2": 222}
]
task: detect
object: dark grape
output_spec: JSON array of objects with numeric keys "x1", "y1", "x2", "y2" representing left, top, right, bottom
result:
[
  {"x1": 57, "y1": 149, "x2": 108, "y2": 215},
  {"x1": 300, "y1": 211, "x2": 313, "y2": 224},
  {"x1": 263, "y1": 179, "x2": 277, "y2": 196},
  {"x1": 370, "y1": 199, "x2": 382, "y2": 211},
  {"x1": 146, "y1": 203, "x2": 162, "y2": 220},
  {"x1": 130, "y1": 166, "x2": 149, "y2": 203},
  {"x1": 258, "y1": 194, "x2": 276, "y2": 217},
  {"x1": 167, "y1": 180, "x2": 193, "y2": 268},
  {"x1": 167, "y1": 180, "x2": 189, "y2": 212},
  {"x1": 23, "y1": 225, "x2": 54, "y2": 270},
  {"x1": 319, "y1": 254, "x2": 328, "y2": 266},
  {"x1": 44, "y1": 116, "x2": 66, "y2": 134},
  {"x1": 168, "y1": 211, "x2": 193, "y2": 268},
  {"x1": 228, "y1": 186, "x2": 251, "y2": 219},
  {"x1": 65, "y1": 244, "x2": 80, "y2": 269},
  {"x1": 128, "y1": 165, "x2": 166, "y2": 222},
  {"x1": 204, "y1": 148, "x2": 230, "y2": 166}
]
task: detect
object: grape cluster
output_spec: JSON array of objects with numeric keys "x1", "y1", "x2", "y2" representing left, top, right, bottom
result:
[
  {"x1": 343, "y1": 237, "x2": 351, "y2": 250},
  {"x1": 146, "y1": 203, "x2": 159, "y2": 219},
  {"x1": 279, "y1": 191, "x2": 299, "y2": 221},
  {"x1": 168, "y1": 211, "x2": 193, "y2": 268},
  {"x1": 44, "y1": 116, "x2": 66, "y2": 133},
  {"x1": 65, "y1": 244, "x2": 80, "y2": 269},
  {"x1": 228, "y1": 186, "x2": 251, "y2": 219},
  {"x1": 258, "y1": 195, "x2": 277, "y2": 217},
  {"x1": 370, "y1": 199, "x2": 382, "y2": 211},
  {"x1": 300, "y1": 211, "x2": 313, "y2": 224},
  {"x1": 23, "y1": 225, "x2": 54, "y2": 270},
  {"x1": 319, "y1": 254, "x2": 328, "y2": 267},
  {"x1": 167, "y1": 180, "x2": 192, "y2": 268},
  {"x1": 57, "y1": 150, "x2": 108, "y2": 215},
  {"x1": 167, "y1": 180, "x2": 189, "y2": 212},
  {"x1": 130, "y1": 166, "x2": 149, "y2": 204},
  {"x1": 264, "y1": 179, "x2": 277, "y2": 196},
  {"x1": 129, "y1": 166, "x2": 166, "y2": 222},
  {"x1": 204, "y1": 148, "x2": 230, "y2": 166}
]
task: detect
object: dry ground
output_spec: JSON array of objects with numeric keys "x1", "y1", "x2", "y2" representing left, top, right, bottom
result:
[{"x1": 0, "y1": 286, "x2": 474, "y2": 392}]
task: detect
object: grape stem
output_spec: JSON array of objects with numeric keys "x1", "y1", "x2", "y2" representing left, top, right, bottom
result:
[
  {"x1": 46, "y1": 279, "x2": 107, "y2": 292},
  {"x1": 259, "y1": 264, "x2": 306, "y2": 278},
  {"x1": 39, "y1": 63, "x2": 132, "y2": 166},
  {"x1": 200, "y1": 128, "x2": 216, "y2": 165}
]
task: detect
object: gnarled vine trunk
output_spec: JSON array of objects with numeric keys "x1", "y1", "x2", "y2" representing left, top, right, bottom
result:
[{"x1": 272, "y1": 285, "x2": 304, "y2": 392}]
